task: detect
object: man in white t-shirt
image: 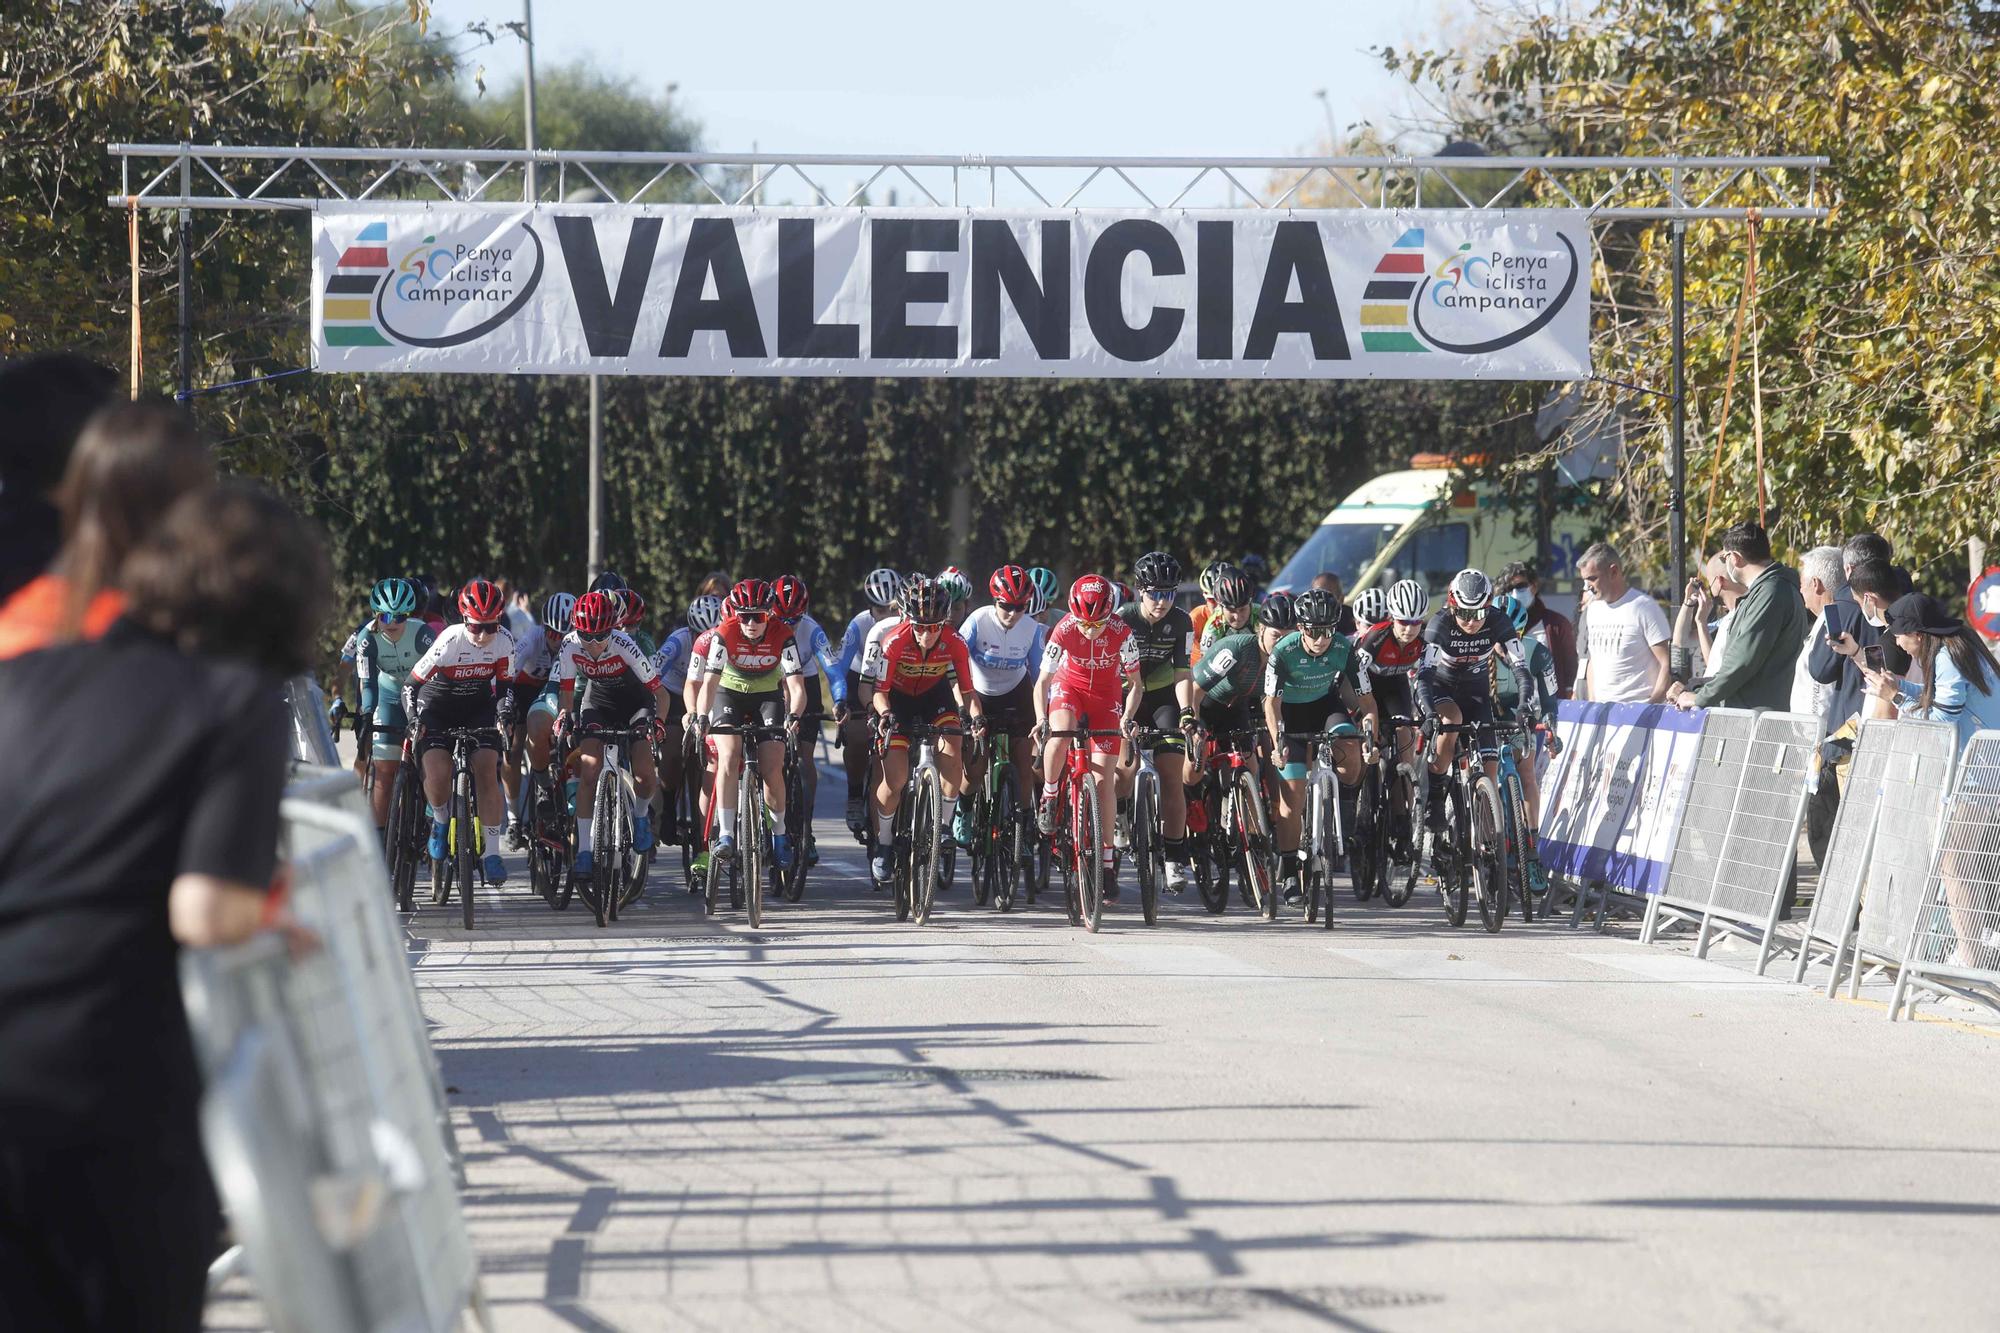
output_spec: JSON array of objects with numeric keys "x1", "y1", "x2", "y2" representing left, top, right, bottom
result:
[{"x1": 1575, "y1": 542, "x2": 1671, "y2": 703}]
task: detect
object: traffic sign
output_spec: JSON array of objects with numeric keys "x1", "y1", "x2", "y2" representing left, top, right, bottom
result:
[{"x1": 1970, "y1": 566, "x2": 2000, "y2": 637}]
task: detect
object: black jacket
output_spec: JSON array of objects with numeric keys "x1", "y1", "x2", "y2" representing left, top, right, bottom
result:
[{"x1": 1807, "y1": 590, "x2": 1872, "y2": 761}]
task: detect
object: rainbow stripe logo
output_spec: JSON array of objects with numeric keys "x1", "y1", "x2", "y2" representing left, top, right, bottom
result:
[
  {"x1": 323, "y1": 222, "x2": 391, "y2": 347},
  {"x1": 1360, "y1": 227, "x2": 1429, "y2": 353}
]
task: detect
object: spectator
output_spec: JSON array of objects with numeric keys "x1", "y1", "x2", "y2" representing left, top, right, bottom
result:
[
  {"x1": 1575, "y1": 542, "x2": 1672, "y2": 703},
  {"x1": 1308, "y1": 571, "x2": 1358, "y2": 635},
  {"x1": 1871, "y1": 593, "x2": 2000, "y2": 751},
  {"x1": 1671, "y1": 553, "x2": 1746, "y2": 686},
  {"x1": 1499, "y1": 559, "x2": 1578, "y2": 697},
  {"x1": 1672, "y1": 522, "x2": 1809, "y2": 712},
  {"x1": 695, "y1": 569, "x2": 731, "y2": 599},
  {"x1": 0, "y1": 479, "x2": 328, "y2": 1332},
  {"x1": 1842, "y1": 533, "x2": 1915, "y2": 673},
  {"x1": 0, "y1": 354, "x2": 120, "y2": 601},
  {"x1": 1835, "y1": 558, "x2": 1912, "y2": 721},
  {"x1": 1795, "y1": 545, "x2": 1848, "y2": 863},
  {"x1": 0, "y1": 401, "x2": 213, "y2": 660}
]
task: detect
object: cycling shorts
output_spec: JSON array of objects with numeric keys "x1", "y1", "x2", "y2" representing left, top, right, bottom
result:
[
  {"x1": 975, "y1": 678, "x2": 1034, "y2": 737},
  {"x1": 886, "y1": 681, "x2": 960, "y2": 751},
  {"x1": 507, "y1": 679, "x2": 545, "y2": 722},
  {"x1": 1279, "y1": 697, "x2": 1355, "y2": 780},
  {"x1": 1137, "y1": 685, "x2": 1188, "y2": 755},
  {"x1": 1368, "y1": 675, "x2": 1416, "y2": 731},
  {"x1": 1429, "y1": 683, "x2": 1497, "y2": 757},
  {"x1": 577, "y1": 701, "x2": 655, "y2": 740},
  {"x1": 712, "y1": 687, "x2": 787, "y2": 734},
  {"x1": 414, "y1": 697, "x2": 502, "y2": 759},
  {"x1": 1196, "y1": 695, "x2": 1254, "y2": 740},
  {"x1": 1048, "y1": 681, "x2": 1124, "y2": 755},
  {"x1": 801, "y1": 673, "x2": 827, "y2": 721}
]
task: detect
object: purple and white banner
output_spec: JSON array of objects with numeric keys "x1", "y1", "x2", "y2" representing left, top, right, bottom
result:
[{"x1": 1537, "y1": 700, "x2": 1706, "y2": 896}]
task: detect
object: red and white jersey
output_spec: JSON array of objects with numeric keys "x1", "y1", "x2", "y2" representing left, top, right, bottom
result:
[
  {"x1": 407, "y1": 623, "x2": 515, "y2": 707},
  {"x1": 686, "y1": 628, "x2": 717, "y2": 684},
  {"x1": 704, "y1": 615, "x2": 804, "y2": 692},
  {"x1": 874, "y1": 620, "x2": 972, "y2": 697},
  {"x1": 1040, "y1": 613, "x2": 1140, "y2": 699},
  {"x1": 513, "y1": 625, "x2": 559, "y2": 682},
  {"x1": 554, "y1": 629, "x2": 662, "y2": 694}
]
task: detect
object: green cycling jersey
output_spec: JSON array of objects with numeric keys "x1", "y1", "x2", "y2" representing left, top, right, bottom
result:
[
  {"x1": 1191, "y1": 629, "x2": 1263, "y2": 706},
  {"x1": 1263, "y1": 630, "x2": 1364, "y2": 705}
]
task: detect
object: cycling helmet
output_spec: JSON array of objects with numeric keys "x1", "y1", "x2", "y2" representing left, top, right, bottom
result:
[
  {"x1": 588, "y1": 570, "x2": 626, "y2": 594},
  {"x1": 1387, "y1": 578, "x2": 1430, "y2": 623},
  {"x1": 1350, "y1": 586, "x2": 1388, "y2": 627},
  {"x1": 1295, "y1": 587, "x2": 1341, "y2": 630},
  {"x1": 1502, "y1": 588, "x2": 1533, "y2": 634},
  {"x1": 989, "y1": 564, "x2": 1034, "y2": 606},
  {"x1": 1112, "y1": 580, "x2": 1136, "y2": 611},
  {"x1": 371, "y1": 577, "x2": 418, "y2": 617},
  {"x1": 1447, "y1": 568, "x2": 1494, "y2": 614},
  {"x1": 571, "y1": 590, "x2": 618, "y2": 636},
  {"x1": 1261, "y1": 590, "x2": 1298, "y2": 632},
  {"x1": 615, "y1": 588, "x2": 646, "y2": 629},
  {"x1": 1211, "y1": 566, "x2": 1252, "y2": 610},
  {"x1": 1198, "y1": 559, "x2": 1229, "y2": 600},
  {"x1": 1134, "y1": 551, "x2": 1181, "y2": 592},
  {"x1": 902, "y1": 574, "x2": 950, "y2": 625},
  {"x1": 687, "y1": 593, "x2": 724, "y2": 634},
  {"x1": 1026, "y1": 581, "x2": 1052, "y2": 618},
  {"x1": 1240, "y1": 553, "x2": 1271, "y2": 585},
  {"x1": 936, "y1": 566, "x2": 972, "y2": 605},
  {"x1": 1068, "y1": 574, "x2": 1117, "y2": 622},
  {"x1": 457, "y1": 578, "x2": 505, "y2": 624},
  {"x1": 774, "y1": 574, "x2": 810, "y2": 621},
  {"x1": 863, "y1": 567, "x2": 904, "y2": 609},
  {"x1": 726, "y1": 578, "x2": 776, "y2": 616},
  {"x1": 1027, "y1": 567, "x2": 1059, "y2": 608},
  {"x1": 542, "y1": 591, "x2": 577, "y2": 631}
]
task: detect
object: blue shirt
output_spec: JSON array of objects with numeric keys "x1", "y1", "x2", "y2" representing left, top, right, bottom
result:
[{"x1": 1896, "y1": 645, "x2": 2000, "y2": 755}]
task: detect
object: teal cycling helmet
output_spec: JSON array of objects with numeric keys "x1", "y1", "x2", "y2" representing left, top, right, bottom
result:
[
  {"x1": 1502, "y1": 588, "x2": 1533, "y2": 634},
  {"x1": 371, "y1": 577, "x2": 418, "y2": 617},
  {"x1": 1027, "y1": 566, "x2": 1059, "y2": 609}
]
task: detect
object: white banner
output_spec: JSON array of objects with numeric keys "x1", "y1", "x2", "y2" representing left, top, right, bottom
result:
[
  {"x1": 1537, "y1": 701, "x2": 1706, "y2": 896},
  {"x1": 312, "y1": 204, "x2": 1590, "y2": 380}
]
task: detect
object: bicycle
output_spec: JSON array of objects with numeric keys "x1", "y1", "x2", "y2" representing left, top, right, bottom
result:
[
  {"x1": 425, "y1": 726, "x2": 491, "y2": 931},
  {"x1": 1283, "y1": 722, "x2": 1366, "y2": 930},
  {"x1": 1492, "y1": 719, "x2": 1560, "y2": 926},
  {"x1": 967, "y1": 724, "x2": 1033, "y2": 913},
  {"x1": 1416, "y1": 718, "x2": 1510, "y2": 933},
  {"x1": 676, "y1": 725, "x2": 709, "y2": 894},
  {"x1": 1043, "y1": 727, "x2": 1124, "y2": 933},
  {"x1": 776, "y1": 711, "x2": 824, "y2": 905},
  {"x1": 1365, "y1": 713, "x2": 1423, "y2": 910},
  {"x1": 573, "y1": 723, "x2": 651, "y2": 929},
  {"x1": 1118, "y1": 726, "x2": 1182, "y2": 927},
  {"x1": 1188, "y1": 728, "x2": 1279, "y2": 921},
  {"x1": 705, "y1": 721, "x2": 786, "y2": 927},
  {"x1": 880, "y1": 719, "x2": 966, "y2": 927},
  {"x1": 526, "y1": 734, "x2": 574, "y2": 912},
  {"x1": 375, "y1": 724, "x2": 425, "y2": 913}
]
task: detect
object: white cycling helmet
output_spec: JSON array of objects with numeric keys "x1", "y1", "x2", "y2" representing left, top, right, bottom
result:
[
  {"x1": 542, "y1": 591, "x2": 577, "y2": 631},
  {"x1": 864, "y1": 567, "x2": 905, "y2": 609},
  {"x1": 1448, "y1": 568, "x2": 1493, "y2": 614},
  {"x1": 687, "y1": 593, "x2": 724, "y2": 633},
  {"x1": 1351, "y1": 586, "x2": 1389, "y2": 627},
  {"x1": 1386, "y1": 578, "x2": 1429, "y2": 623}
]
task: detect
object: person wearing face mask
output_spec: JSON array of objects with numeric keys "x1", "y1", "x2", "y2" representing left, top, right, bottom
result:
[
  {"x1": 1829, "y1": 557, "x2": 1913, "y2": 723},
  {"x1": 1867, "y1": 594, "x2": 2000, "y2": 748},
  {"x1": 1670, "y1": 552, "x2": 1747, "y2": 686},
  {"x1": 1670, "y1": 522, "x2": 1808, "y2": 712}
]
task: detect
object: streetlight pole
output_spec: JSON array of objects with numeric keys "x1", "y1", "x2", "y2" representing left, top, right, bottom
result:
[{"x1": 521, "y1": 0, "x2": 538, "y2": 202}]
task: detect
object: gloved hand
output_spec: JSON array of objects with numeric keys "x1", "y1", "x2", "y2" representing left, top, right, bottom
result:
[
  {"x1": 553, "y1": 711, "x2": 575, "y2": 743},
  {"x1": 327, "y1": 698, "x2": 347, "y2": 734}
]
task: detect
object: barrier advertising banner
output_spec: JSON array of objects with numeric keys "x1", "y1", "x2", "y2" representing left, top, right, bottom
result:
[
  {"x1": 311, "y1": 203, "x2": 1591, "y2": 380},
  {"x1": 1537, "y1": 700, "x2": 1705, "y2": 896}
]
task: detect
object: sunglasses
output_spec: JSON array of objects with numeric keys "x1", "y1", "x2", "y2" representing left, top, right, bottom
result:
[
  {"x1": 995, "y1": 601, "x2": 1027, "y2": 613},
  {"x1": 1507, "y1": 583, "x2": 1533, "y2": 595},
  {"x1": 1074, "y1": 616, "x2": 1108, "y2": 630},
  {"x1": 467, "y1": 621, "x2": 501, "y2": 633},
  {"x1": 737, "y1": 612, "x2": 769, "y2": 624},
  {"x1": 379, "y1": 613, "x2": 408, "y2": 626},
  {"x1": 578, "y1": 631, "x2": 611, "y2": 644},
  {"x1": 1140, "y1": 588, "x2": 1174, "y2": 601},
  {"x1": 1395, "y1": 618, "x2": 1425, "y2": 628},
  {"x1": 912, "y1": 621, "x2": 945, "y2": 633},
  {"x1": 1301, "y1": 626, "x2": 1334, "y2": 641}
]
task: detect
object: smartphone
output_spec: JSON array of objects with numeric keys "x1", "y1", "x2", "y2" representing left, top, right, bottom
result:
[
  {"x1": 1862, "y1": 644, "x2": 1886, "y2": 673},
  {"x1": 1821, "y1": 603, "x2": 1847, "y2": 640}
]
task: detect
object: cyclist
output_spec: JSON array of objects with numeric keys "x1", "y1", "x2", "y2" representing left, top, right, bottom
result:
[
  {"x1": 956, "y1": 564, "x2": 1047, "y2": 848},
  {"x1": 1187, "y1": 564, "x2": 1268, "y2": 799},
  {"x1": 403, "y1": 579, "x2": 517, "y2": 887},
  {"x1": 696, "y1": 579, "x2": 808, "y2": 869},
  {"x1": 1264, "y1": 588, "x2": 1378, "y2": 905},
  {"x1": 1116, "y1": 552, "x2": 1198, "y2": 894},
  {"x1": 1351, "y1": 586, "x2": 1390, "y2": 635},
  {"x1": 501, "y1": 587, "x2": 562, "y2": 847},
  {"x1": 351, "y1": 578, "x2": 436, "y2": 841},
  {"x1": 1198, "y1": 564, "x2": 1260, "y2": 657},
  {"x1": 776, "y1": 573, "x2": 844, "y2": 864},
  {"x1": 1033, "y1": 574, "x2": 1143, "y2": 900},
  {"x1": 522, "y1": 592, "x2": 577, "y2": 830},
  {"x1": 1027, "y1": 567, "x2": 1060, "y2": 625},
  {"x1": 937, "y1": 566, "x2": 974, "y2": 619},
  {"x1": 839, "y1": 568, "x2": 904, "y2": 832},
  {"x1": 869, "y1": 575, "x2": 985, "y2": 882},
  {"x1": 1417, "y1": 569, "x2": 1534, "y2": 840},
  {"x1": 1188, "y1": 559, "x2": 1228, "y2": 663},
  {"x1": 680, "y1": 592, "x2": 725, "y2": 886},
  {"x1": 612, "y1": 588, "x2": 657, "y2": 659},
  {"x1": 553, "y1": 589, "x2": 670, "y2": 879},
  {"x1": 650, "y1": 596, "x2": 697, "y2": 837},
  {"x1": 1492, "y1": 586, "x2": 1560, "y2": 892},
  {"x1": 1353, "y1": 579, "x2": 1430, "y2": 856}
]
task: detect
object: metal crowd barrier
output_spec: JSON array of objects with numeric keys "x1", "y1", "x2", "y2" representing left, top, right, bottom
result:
[
  {"x1": 286, "y1": 674, "x2": 342, "y2": 767},
  {"x1": 182, "y1": 767, "x2": 488, "y2": 1332},
  {"x1": 1890, "y1": 730, "x2": 2000, "y2": 1020},
  {"x1": 1790, "y1": 720, "x2": 1958, "y2": 996},
  {"x1": 1644, "y1": 707, "x2": 1759, "y2": 940}
]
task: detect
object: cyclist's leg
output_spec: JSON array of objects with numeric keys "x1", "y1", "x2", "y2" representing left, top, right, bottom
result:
[
  {"x1": 420, "y1": 747, "x2": 452, "y2": 811},
  {"x1": 1086, "y1": 719, "x2": 1122, "y2": 884},
  {"x1": 797, "y1": 676, "x2": 823, "y2": 810},
  {"x1": 632, "y1": 723, "x2": 659, "y2": 803},
  {"x1": 842, "y1": 671, "x2": 871, "y2": 800},
  {"x1": 471, "y1": 741, "x2": 504, "y2": 826},
  {"x1": 657, "y1": 695, "x2": 685, "y2": 808},
  {"x1": 572, "y1": 737, "x2": 605, "y2": 833},
  {"x1": 1040, "y1": 700, "x2": 1077, "y2": 830},
  {"x1": 1425, "y1": 697, "x2": 1463, "y2": 828}
]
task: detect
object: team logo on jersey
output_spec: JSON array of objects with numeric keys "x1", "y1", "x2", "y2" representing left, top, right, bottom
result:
[
  {"x1": 321, "y1": 218, "x2": 545, "y2": 351},
  {"x1": 1359, "y1": 227, "x2": 1579, "y2": 355}
]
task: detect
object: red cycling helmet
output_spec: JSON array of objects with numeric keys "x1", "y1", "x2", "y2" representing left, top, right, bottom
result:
[
  {"x1": 989, "y1": 564, "x2": 1033, "y2": 606},
  {"x1": 615, "y1": 588, "x2": 646, "y2": 629},
  {"x1": 774, "y1": 573, "x2": 810, "y2": 621},
  {"x1": 458, "y1": 578, "x2": 505, "y2": 624},
  {"x1": 1068, "y1": 574, "x2": 1117, "y2": 622},
  {"x1": 726, "y1": 578, "x2": 776, "y2": 617},
  {"x1": 571, "y1": 590, "x2": 619, "y2": 635}
]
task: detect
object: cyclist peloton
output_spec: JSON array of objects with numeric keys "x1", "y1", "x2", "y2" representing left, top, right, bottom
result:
[
  {"x1": 553, "y1": 589, "x2": 671, "y2": 879},
  {"x1": 695, "y1": 580, "x2": 808, "y2": 869},
  {"x1": 351, "y1": 578, "x2": 437, "y2": 842},
  {"x1": 869, "y1": 575, "x2": 985, "y2": 882},
  {"x1": 1033, "y1": 575, "x2": 1144, "y2": 901},
  {"x1": 1264, "y1": 587, "x2": 1378, "y2": 905},
  {"x1": 1116, "y1": 552, "x2": 1199, "y2": 894},
  {"x1": 956, "y1": 565, "x2": 1048, "y2": 848},
  {"x1": 839, "y1": 569, "x2": 905, "y2": 832},
  {"x1": 1417, "y1": 569, "x2": 1535, "y2": 843},
  {"x1": 775, "y1": 573, "x2": 845, "y2": 864},
  {"x1": 403, "y1": 579, "x2": 517, "y2": 887}
]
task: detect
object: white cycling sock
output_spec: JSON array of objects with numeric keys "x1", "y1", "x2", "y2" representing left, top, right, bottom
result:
[
  {"x1": 941, "y1": 797, "x2": 956, "y2": 826},
  {"x1": 877, "y1": 810, "x2": 893, "y2": 841},
  {"x1": 719, "y1": 808, "x2": 738, "y2": 838},
  {"x1": 576, "y1": 816, "x2": 592, "y2": 847},
  {"x1": 481, "y1": 824, "x2": 502, "y2": 849},
  {"x1": 430, "y1": 803, "x2": 450, "y2": 824}
]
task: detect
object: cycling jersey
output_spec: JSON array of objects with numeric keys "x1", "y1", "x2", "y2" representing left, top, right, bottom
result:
[
  {"x1": 959, "y1": 606, "x2": 1045, "y2": 695},
  {"x1": 1040, "y1": 614, "x2": 1140, "y2": 700},
  {"x1": 787, "y1": 614, "x2": 847, "y2": 705},
  {"x1": 405, "y1": 624, "x2": 515, "y2": 717},
  {"x1": 1116, "y1": 603, "x2": 1194, "y2": 691},
  {"x1": 1190, "y1": 629, "x2": 1263, "y2": 707},
  {"x1": 512, "y1": 624, "x2": 557, "y2": 683},
  {"x1": 838, "y1": 609, "x2": 877, "y2": 677},
  {"x1": 1354, "y1": 622, "x2": 1425, "y2": 678},
  {"x1": 555, "y1": 629, "x2": 664, "y2": 713},
  {"x1": 1492, "y1": 636, "x2": 1559, "y2": 719},
  {"x1": 1264, "y1": 630, "x2": 1368, "y2": 705},
  {"x1": 355, "y1": 620, "x2": 435, "y2": 717},
  {"x1": 653, "y1": 625, "x2": 694, "y2": 693},
  {"x1": 873, "y1": 621, "x2": 973, "y2": 697},
  {"x1": 704, "y1": 616, "x2": 804, "y2": 692},
  {"x1": 859, "y1": 614, "x2": 903, "y2": 683},
  {"x1": 1418, "y1": 607, "x2": 1527, "y2": 709},
  {"x1": 1199, "y1": 606, "x2": 1259, "y2": 655}
]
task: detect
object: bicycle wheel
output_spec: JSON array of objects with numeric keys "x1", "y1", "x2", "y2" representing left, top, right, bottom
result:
[
  {"x1": 912, "y1": 767, "x2": 943, "y2": 925},
  {"x1": 1134, "y1": 771, "x2": 1160, "y2": 927},
  {"x1": 588, "y1": 772, "x2": 614, "y2": 929},
  {"x1": 992, "y1": 780, "x2": 1018, "y2": 913},
  {"x1": 610, "y1": 777, "x2": 637, "y2": 922},
  {"x1": 744, "y1": 764, "x2": 766, "y2": 929},
  {"x1": 1503, "y1": 770, "x2": 1534, "y2": 924},
  {"x1": 1315, "y1": 775, "x2": 1341, "y2": 930},
  {"x1": 453, "y1": 768, "x2": 476, "y2": 930},
  {"x1": 1441, "y1": 780, "x2": 1470, "y2": 928},
  {"x1": 1471, "y1": 775, "x2": 1508, "y2": 934},
  {"x1": 968, "y1": 781, "x2": 994, "y2": 908},
  {"x1": 892, "y1": 795, "x2": 913, "y2": 923},
  {"x1": 782, "y1": 747, "x2": 808, "y2": 904},
  {"x1": 388, "y1": 763, "x2": 419, "y2": 912},
  {"x1": 1076, "y1": 776, "x2": 1103, "y2": 933},
  {"x1": 1235, "y1": 770, "x2": 1277, "y2": 922},
  {"x1": 1347, "y1": 766, "x2": 1376, "y2": 903},
  {"x1": 1389, "y1": 767, "x2": 1422, "y2": 909}
]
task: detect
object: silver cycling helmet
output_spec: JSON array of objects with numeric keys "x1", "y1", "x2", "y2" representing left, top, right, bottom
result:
[
  {"x1": 687, "y1": 593, "x2": 725, "y2": 633},
  {"x1": 863, "y1": 567, "x2": 905, "y2": 609},
  {"x1": 1386, "y1": 578, "x2": 1429, "y2": 623},
  {"x1": 1448, "y1": 568, "x2": 1494, "y2": 614},
  {"x1": 542, "y1": 590, "x2": 577, "y2": 631},
  {"x1": 1351, "y1": 586, "x2": 1389, "y2": 626}
]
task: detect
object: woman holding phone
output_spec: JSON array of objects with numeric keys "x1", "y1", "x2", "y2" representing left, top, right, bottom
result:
[{"x1": 1864, "y1": 594, "x2": 2000, "y2": 749}]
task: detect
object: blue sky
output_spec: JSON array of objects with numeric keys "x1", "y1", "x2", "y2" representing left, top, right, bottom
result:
[{"x1": 425, "y1": 0, "x2": 1434, "y2": 202}]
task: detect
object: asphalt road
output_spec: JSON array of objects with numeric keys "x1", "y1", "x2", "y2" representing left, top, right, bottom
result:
[{"x1": 279, "y1": 751, "x2": 2000, "y2": 1331}]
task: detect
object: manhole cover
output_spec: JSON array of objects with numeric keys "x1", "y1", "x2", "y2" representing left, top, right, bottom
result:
[
  {"x1": 777, "y1": 1067, "x2": 1104, "y2": 1086},
  {"x1": 1123, "y1": 1285, "x2": 1441, "y2": 1315}
]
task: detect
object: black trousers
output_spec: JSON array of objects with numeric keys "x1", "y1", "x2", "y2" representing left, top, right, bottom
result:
[
  {"x1": 1806, "y1": 761, "x2": 1842, "y2": 868},
  {"x1": 0, "y1": 1135, "x2": 220, "y2": 1333}
]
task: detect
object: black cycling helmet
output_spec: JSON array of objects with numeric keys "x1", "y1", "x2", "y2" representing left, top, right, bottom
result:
[
  {"x1": 902, "y1": 574, "x2": 951, "y2": 625},
  {"x1": 1294, "y1": 587, "x2": 1341, "y2": 630},
  {"x1": 1261, "y1": 590, "x2": 1297, "y2": 632},
  {"x1": 589, "y1": 570, "x2": 627, "y2": 594},
  {"x1": 1240, "y1": 552, "x2": 1271, "y2": 584},
  {"x1": 1211, "y1": 566, "x2": 1252, "y2": 610},
  {"x1": 1134, "y1": 551, "x2": 1182, "y2": 592}
]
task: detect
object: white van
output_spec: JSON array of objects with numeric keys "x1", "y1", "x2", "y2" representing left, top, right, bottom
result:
[{"x1": 1268, "y1": 458, "x2": 1596, "y2": 616}]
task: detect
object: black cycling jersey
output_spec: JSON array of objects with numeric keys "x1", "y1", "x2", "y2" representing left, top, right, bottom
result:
[
  {"x1": 1417, "y1": 606, "x2": 1525, "y2": 710},
  {"x1": 1116, "y1": 603, "x2": 1194, "y2": 692}
]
